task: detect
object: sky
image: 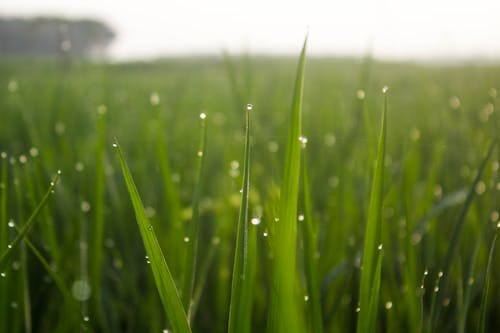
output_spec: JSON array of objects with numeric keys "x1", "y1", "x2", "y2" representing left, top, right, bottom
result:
[{"x1": 1, "y1": 0, "x2": 500, "y2": 61}]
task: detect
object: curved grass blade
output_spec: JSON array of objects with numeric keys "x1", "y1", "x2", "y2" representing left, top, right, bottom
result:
[
  {"x1": 114, "y1": 140, "x2": 191, "y2": 333},
  {"x1": 431, "y1": 138, "x2": 497, "y2": 329},
  {"x1": 301, "y1": 154, "x2": 323, "y2": 333},
  {"x1": 478, "y1": 233, "x2": 497, "y2": 333},
  {"x1": 181, "y1": 113, "x2": 207, "y2": 321},
  {"x1": 228, "y1": 104, "x2": 254, "y2": 333},
  {"x1": 267, "y1": 35, "x2": 307, "y2": 333},
  {"x1": 0, "y1": 171, "x2": 60, "y2": 270},
  {"x1": 356, "y1": 87, "x2": 388, "y2": 333}
]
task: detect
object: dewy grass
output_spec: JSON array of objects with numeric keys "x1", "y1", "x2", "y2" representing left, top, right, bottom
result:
[
  {"x1": 181, "y1": 112, "x2": 207, "y2": 321},
  {"x1": 301, "y1": 154, "x2": 323, "y2": 333},
  {"x1": 228, "y1": 103, "x2": 255, "y2": 333},
  {"x1": 114, "y1": 140, "x2": 192, "y2": 333},
  {"x1": 0, "y1": 171, "x2": 60, "y2": 270},
  {"x1": 478, "y1": 232, "x2": 497, "y2": 333},
  {"x1": 267, "y1": 36, "x2": 307, "y2": 333},
  {"x1": 430, "y1": 138, "x2": 497, "y2": 330},
  {"x1": 356, "y1": 86, "x2": 388, "y2": 333}
]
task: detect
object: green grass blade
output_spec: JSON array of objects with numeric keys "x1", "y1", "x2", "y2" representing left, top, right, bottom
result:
[
  {"x1": 0, "y1": 154, "x2": 8, "y2": 333},
  {"x1": 90, "y1": 107, "x2": 107, "y2": 329},
  {"x1": 0, "y1": 171, "x2": 60, "y2": 270},
  {"x1": 431, "y1": 138, "x2": 497, "y2": 329},
  {"x1": 228, "y1": 104, "x2": 254, "y2": 333},
  {"x1": 301, "y1": 154, "x2": 323, "y2": 333},
  {"x1": 114, "y1": 140, "x2": 191, "y2": 333},
  {"x1": 356, "y1": 87, "x2": 388, "y2": 333},
  {"x1": 267, "y1": 36, "x2": 307, "y2": 333},
  {"x1": 367, "y1": 249, "x2": 383, "y2": 333},
  {"x1": 181, "y1": 113, "x2": 207, "y2": 321},
  {"x1": 478, "y1": 233, "x2": 497, "y2": 333}
]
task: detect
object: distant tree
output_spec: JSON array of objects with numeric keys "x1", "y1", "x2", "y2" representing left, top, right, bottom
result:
[{"x1": 0, "y1": 17, "x2": 115, "y2": 58}]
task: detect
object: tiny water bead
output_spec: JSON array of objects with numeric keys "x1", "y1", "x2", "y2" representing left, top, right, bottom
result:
[
  {"x1": 1, "y1": 152, "x2": 7, "y2": 159},
  {"x1": 356, "y1": 89, "x2": 366, "y2": 100},
  {"x1": 297, "y1": 214, "x2": 304, "y2": 222},
  {"x1": 251, "y1": 217, "x2": 261, "y2": 226},
  {"x1": 382, "y1": 86, "x2": 389, "y2": 94},
  {"x1": 263, "y1": 231, "x2": 268, "y2": 237},
  {"x1": 378, "y1": 244, "x2": 383, "y2": 250},
  {"x1": 83, "y1": 316, "x2": 90, "y2": 322},
  {"x1": 81, "y1": 201, "x2": 91, "y2": 213},
  {"x1": 304, "y1": 295, "x2": 309, "y2": 301},
  {"x1": 150, "y1": 92, "x2": 160, "y2": 106},
  {"x1": 97, "y1": 104, "x2": 107, "y2": 115},
  {"x1": 112, "y1": 143, "x2": 118, "y2": 148},
  {"x1": 184, "y1": 237, "x2": 190, "y2": 243},
  {"x1": 385, "y1": 301, "x2": 393, "y2": 310},
  {"x1": 199, "y1": 112, "x2": 207, "y2": 120},
  {"x1": 57, "y1": 169, "x2": 62, "y2": 175},
  {"x1": 19, "y1": 155, "x2": 27, "y2": 164},
  {"x1": 71, "y1": 280, "x2": 91, "y2": 301},
  {"x1": 75, "y1": 162, "x2": 85, "y2": 172},
  {"x1": 1, "y1": 272, "x2": 6, "y2": 277},
  {"x1": 197, "y1": 150, "x2": 203, "y2": 157},
  {"x1": 246, "y1": 103, "x2": 253, "y2": 111},
  {"x1": 8, "y1": 220, "x2": 15, "y2": 228},
  {"x1": 299, "y1": 136, "x2": 308, "y2": 148}
]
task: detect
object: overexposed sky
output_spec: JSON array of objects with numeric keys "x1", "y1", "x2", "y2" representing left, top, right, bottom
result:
[{"x1": 1, "y1": 0, "x2": 500, "y2": 60}]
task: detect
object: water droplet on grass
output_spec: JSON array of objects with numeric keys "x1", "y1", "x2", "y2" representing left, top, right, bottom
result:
[
  {"x1": 297, "y1": 214, "x2": 304, "y2": 222},
  {"x1": 378, "y1": 244, "x2": 383, "y2": 250},
  {"x1": 304, "y1": 295, "x2": 309, "y2": 301},
  {"x1": 356, "y1": 89, "x2": 366, "y2": 100},
  {"x1": 8, "y1": 220, "x2": 15, "y2": 228},
  {"x1": 7, "y1": 244, "x2": 12, "y2": 249},
  {"x1": 71, "y1": 280, "x2": 91, "y2": 301},
  {"x1": 81, "y1": 201, "x2": 91, "y2": 213},
  {"x1": 251, "y1": 217, "x2": 261, "y2": 226},
  {"x1": 1, "y1": 152, "x2": 6, "y2": 159},
  {"x1": 83, "y1": 316, "x2": 90, "y2": 322},
  {"x1": 18, "y1": 155, "x2": 27, "y2": 164},
  {"x1": 246, "y1": 104, "x2": 253, "y2": 111},
  {"x1": 199, "y1": 112, "x2": 207, "y2": 119},
  {"x1": 1, "y1": 272, "x2": 6, "y2": 277},
  {"x1": 382, "y1": 86, "x2": 389, "y2": 94},
  {"x1": 112, "y1": 143, "x2": 118, "y2": 148},
  {"x1": 197, "y1": 150, "x2": 203, "y2": 157},
  {"x1": 184, "y1": 237, "x2": 190, "y2": 243},
  {"x1": 299, "y1": 136, "x2": 308, "y2": 148},
  {"x1": 385, "y1": 301, "x2": 393, "y2": 309}
]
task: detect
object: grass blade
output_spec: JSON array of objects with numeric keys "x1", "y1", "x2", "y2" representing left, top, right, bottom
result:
[
  {"x1": 478, "y1": 233, "x2": 497, "y2": 333},
  {"x1": 228, "y1": 104, "x2": 254, "y2": 333},
  {"x1": 431, "y1": 138, "x2": 497, "y2": 329},
  {"x1": 114, "y1": 140, "x2": 191, "y2": 333},
  {"x1": 181, "y1": 112, "x2": 207, "y2": 321},
  {"x1": 267, "y1": 36, "x2": 307, "y2": 333},
  {"x1": 0, "y1": 171, "x2": 60, "y2": 270},
  {"x1": 356, "y1": 87, "x2": 388, "y2": 333},
  {"x1": 301, "y1": 154, "x2": 323, "y2": 333}
]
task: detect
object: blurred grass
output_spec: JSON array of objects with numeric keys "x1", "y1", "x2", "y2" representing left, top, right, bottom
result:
[{"x1": 0, "y1": 53, "x2": 499, "y2": 332}]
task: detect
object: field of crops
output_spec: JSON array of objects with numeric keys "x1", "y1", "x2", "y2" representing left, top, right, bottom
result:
[{"x1": 1, "y1": 41, "x2": 500, "y2": 332}]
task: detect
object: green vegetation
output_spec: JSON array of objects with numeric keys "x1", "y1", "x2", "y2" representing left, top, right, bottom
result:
[{"x1": 0, "y1": 43, "x2": 500, "y2": 332}]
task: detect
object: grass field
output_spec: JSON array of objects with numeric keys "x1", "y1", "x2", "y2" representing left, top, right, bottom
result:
[{"x1": 1, "y1": 45, "x2": 500, "y2": 332}]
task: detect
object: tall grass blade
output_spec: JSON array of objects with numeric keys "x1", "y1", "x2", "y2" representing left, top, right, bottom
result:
[
  {"x1": 478, "y1": 233, "x2": 497, "y2": 333},
  {"x1": 267, "y1": 36, "x2": 307, "y2": 333},
  {"x1": 228, "y1": 104, "x2": 254, "y2": 333},
  {"x1": 301, "y1": 154, "x2": 323, "y2": 333},
  {"x1": 431, "y1": 138, "x2": 497, "y2": 329},
  {"x1": 90, "y1": 108, "x2": 107, "y2": 329},
  {"x1": 114, "y1": 141, "x2": 191, "y2": 333},
  {"x1": 181, "y1": 113, "x2": 207, "y2": 321},
  {"x1": 0, "y1": 172, "x2": 60, "y2": 270},
  {"x1": 0, "y1": 154, "x2": 8, "y2": 333},
  {"x1": 356, "y1": 87, "x2": 388, "y2": 333}
]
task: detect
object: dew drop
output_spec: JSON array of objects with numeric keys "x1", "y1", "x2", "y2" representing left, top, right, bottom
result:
[
  {"x1": 197, "y1": 150, "x2": 203, "y2": 157},
  {"x1": 355, "y1": 307, "x2": 361, "y2": 313},
  {"x1": 230, "y1": 160, "x2": 239, "y2": 170},
  {"x1": 50, "y1": 181, "x2": 55, "y2": 187},
  {"x1": 385, "y1": 301, "x2": 393, "y2": 309},
  {"x1": 7, "y1": 244, "x2": 12, "y2": 249},
  {"x1": 438, "y1": 271, "x2": 444, "y2": 278},
  {"x1": 434, "y1": 286, "x2": 439, "y2": 293},
  {"x1": 299, "y1": 136, "x2": 308, "y2": 148},
  {"x1": 356, "y1": 89, "x2": 366, "y2": 100},
  {"x1": 1, "y1": 152, "x2": 6, "y2": 159},
  {"x1": 382, "y1": 86, "x2": 389, "y2": 94},
  {"x1": 378, "y1": 244, "x2": 383, "y2": 250},
  {"x1": 199, "y1": 112, "x2": 207, "y2": 120},
  {"x1": 304, "y1": 295, "x2": 309, "y2": 301},
  {"x1": 8, "y1": 220, "x2": 15, "y2": 228},
  {"x1": 75, "y1": 162, "x2": 85, "y2": 172},
  {"x1": 83, "y1": 316, "x2": 90, "y2": 322},
  {"x1": 246, "y1": 103, "x2": 253, "y2": 111},
  {"x1": 424, "y1": 270, "x2": 429, "y2": 276},
  {"x1": 80, "y1": 201, "x2": 91, "y2": 213},
  {"x1": 184, "y1": 237, "x2": 190, "y2": 243},
  {"x1": 0, "y1": 272, "x2": 6, "y2": 277},
  {"x1": 263, "y1": 231, "x2": 268, "y2": 237},
  {"x1": 297, "y1": 214, "x2": 304, "y2": 222},
  {"x1": 274, "y1": 217, "x2": 279, "y2": 222},
  {"x1": 71, "y1": 280, "x2": 91, "y2": 301},
  {"x1": 112, "y1": 143, "x2": 118, "y2": 148},
  {"x1": 251, "y1": 217, "x2": 261, "y2": 226},
  {"x1": 19, "y1": 155, "x2": 27, "y2": 164},
  {"x1": 97, "y1": 104, "x2": 107, "y2": 115},
  {"x1": 57, "y1": 169, "x2": 62, "y2": 175}
]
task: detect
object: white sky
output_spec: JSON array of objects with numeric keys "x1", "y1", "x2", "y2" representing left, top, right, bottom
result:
[{"x1": 1, "y1": 0, "x2": 500, "y2": 61}]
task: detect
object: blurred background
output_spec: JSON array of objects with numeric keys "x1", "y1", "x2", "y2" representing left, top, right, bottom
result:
[{"x1": 1, "y1": 0, "x2": 500, "y2": 62}]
